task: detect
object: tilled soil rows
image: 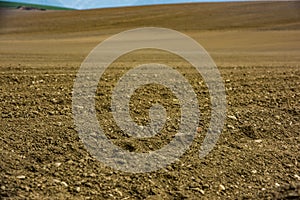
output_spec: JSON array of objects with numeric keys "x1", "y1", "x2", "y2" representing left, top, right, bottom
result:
[{"x1": 1, "y1": 2, "x2": 300, "y2": 199}]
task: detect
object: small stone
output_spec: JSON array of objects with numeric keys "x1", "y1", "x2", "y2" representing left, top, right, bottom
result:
[
  {"x1": 197, "y1": 127, "x2": 202, "y2": 133},
  {"x1": 219, "y1": 184, "x2": 226, "y2": 191},
  {"x1": 75, "y1": 187, "x2": 81, "y2": 192},
  {"x1": 172, "y1": 99, "x2": 180, "y2": 104},
  {"x1": 1, "y1": 186, "x2": 5, "y2": 190},
  {"x1": 295, "y1": 174, "x2": 300, "y2": 181},
  {"x1": 227, "y1": 125, "x2": 235, "y2": 130},
  {"x1": 251, "y1": 170, "x2": 257, "y2": 174},
  {"x1": 61, "y1": 181, "x2": 68, "y2": 187},
  {"x1": 116, "y1": 189, "x2": 123, "y2": 196},
  {"x1": 228, "y1": 115, "x2": 237, "y2": 120},
  {"x1": 48, "y1": 111, "x2": 55, "y2": 115},
  {"x1": 17, "y1": 175, "x2": 26, "y2": 179},
  {"x1": 53, "y1": 179, "x2": 68, "y2": 187},
  {"x1": 67, "y1": 160, "x2": 74, "y2": 165},
  {"x1": 275, "y1": 183, "x2": 280, "y2": 187},
  {"x1": 51, "y1": 98, "x2": 58, "y2": 103},
  {"x1": 254, "y1": 139, "x2": 263, "y2": 143},
  {"x1": 53, "y1": 179, "x2": 60, "y2": 183},
  {"x1": 262, "y1": 188, "x2": 266, "y2": 191},
  {"x1": 225, "y1": 79, "x2": 231, "y2": 83},
  {"x1": 194, "y1": 188, "x2": 205, "y2": 194},
  {"x1": 55, "y1": 163, "x2": 62, "y2": 167}
]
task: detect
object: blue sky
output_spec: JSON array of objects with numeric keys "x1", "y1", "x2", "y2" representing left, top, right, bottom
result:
[{"x1": 3, "y1": 0, "x2": 252, "y2": 9}]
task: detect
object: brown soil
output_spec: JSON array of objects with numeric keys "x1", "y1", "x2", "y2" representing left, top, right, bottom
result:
[{"x1": 0, "y1": 1, "x2": 300, "y2": 199}]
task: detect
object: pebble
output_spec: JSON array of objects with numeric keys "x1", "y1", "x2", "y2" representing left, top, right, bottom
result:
[
  {"x1": 219, "y1": 184, "x2": 226, "y2": 191},
  {"x1": 67, "y1": 160, "x2": 74, "y2": 165},
  {"x1": 55, "y1": 163, "x2": 62, "y2": 167},
  {"x1": 251, "y1": 170, "x2": 257, "y2": 174},
  {"x1": 51, "y1": 98, "x2": 57, "y2": 102},
  {"x1": 48, "y1": 111, "x2": 55, "y2": 115},
  {"x1": 191, "y1": 187, "x2": 204, "y2": 194},
  {"x1": 1, "y1": 186, "x2": 5, "y2": 190},
  {"x1": 294, "y1": 174, "x2": 300, "y2": 181},
  {"x1": 228, "y1": 115, "x2": 237, "y2": 120},
  {"x1": 61, "y1": 181, "x2": 68, "y2": 187},
  {"x1": 116, "y1": 189, "x2": 123, "y2": 196},
  {"x1": 172, "y1": 99, "x2": 180, "y2": 105},
  {"x1": 17, "y1": 175, "x2": 26, "y2": 179},
  {"x1": 75, "y1": 187, "x2": 81, "y2": 192},
  {"x1": 227, "y1": 125, "x2": 235, "y2": 130},
  {"x1": 254, "y1": 139, "x2": 263, "y2": 143},
  {"x1": 275, "y1": 183, "x2": 280, "y2": 187},
  {"x1": 53, "y1": 179, "x2": 60, "y2": 183},
  {"x1": 53, "y1": 179, "x2": 68, "y2": 187}
]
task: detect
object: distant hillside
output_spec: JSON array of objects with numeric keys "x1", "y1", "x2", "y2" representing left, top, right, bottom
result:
[
  {"x1": 0, "y1": 1, "x2": 299, "y2": 37},
  {"x1": 0, "y1": 0, "x2": 74, "y2": 10}
]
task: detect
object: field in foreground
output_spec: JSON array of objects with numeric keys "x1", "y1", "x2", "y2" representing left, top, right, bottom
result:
[{"x1": 0, "y1": 1, "x2": 300, "y2": 199}]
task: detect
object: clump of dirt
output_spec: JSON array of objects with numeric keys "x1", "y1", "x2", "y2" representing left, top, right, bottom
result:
[{"x1": 273, "y1": 184, "x2": 300, "y2": 200}]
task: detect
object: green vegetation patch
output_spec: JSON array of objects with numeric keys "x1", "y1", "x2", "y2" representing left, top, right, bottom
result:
[{"x1": 0, "y1": 1, "x2": 74, "y2": 10}]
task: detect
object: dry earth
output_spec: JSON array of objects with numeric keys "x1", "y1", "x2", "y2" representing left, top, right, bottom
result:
[{"x1": 0, "y1": 1, "x2": 300, "y2": 199}]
